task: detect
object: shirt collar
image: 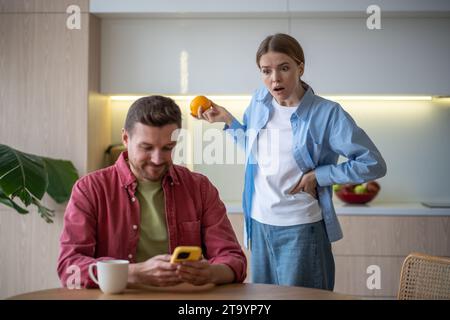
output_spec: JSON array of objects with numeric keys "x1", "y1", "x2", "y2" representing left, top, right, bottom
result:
[
  {"x1": 115, "y1": 151, "x2": 136, "y2": 188},
  {"x1": 294, "y1": 84, "x2": 315, "y2": 118}
]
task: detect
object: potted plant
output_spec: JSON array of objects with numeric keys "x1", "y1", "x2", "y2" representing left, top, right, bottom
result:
[{"x1": 0, "y1": 144, "x2": 79, "y2": 223}]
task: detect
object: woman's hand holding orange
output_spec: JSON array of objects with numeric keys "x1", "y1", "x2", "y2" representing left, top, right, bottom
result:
[
  {"x1": 197, "y1": 101, "x2": 233, "y2": 125},
  {"x1": 190, "y1": 96, "x2": 234, "y2": 125}
]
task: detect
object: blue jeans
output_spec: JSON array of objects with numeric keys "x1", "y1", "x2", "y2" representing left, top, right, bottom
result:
[{"x1": 250, "y1": 218, "x2": 335, "y2": 290}]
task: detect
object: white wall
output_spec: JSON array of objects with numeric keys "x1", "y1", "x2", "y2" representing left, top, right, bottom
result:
[{"x1": 337, "y1": 100, "x2": 450, "y2": 203}]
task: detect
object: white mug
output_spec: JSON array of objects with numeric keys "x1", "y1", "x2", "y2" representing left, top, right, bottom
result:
[{"x1": 88, "y1": 260, "x2": 129, "y2": 294}]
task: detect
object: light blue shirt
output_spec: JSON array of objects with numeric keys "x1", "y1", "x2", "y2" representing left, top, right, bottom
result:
[{"x1": 225, "y1": 84, "x2": 387, "y2": 247}]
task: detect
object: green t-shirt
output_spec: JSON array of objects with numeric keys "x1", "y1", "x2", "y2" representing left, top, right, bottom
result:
[{"x1": 135, "y1": 178, "x2": 169, "y2": 263}]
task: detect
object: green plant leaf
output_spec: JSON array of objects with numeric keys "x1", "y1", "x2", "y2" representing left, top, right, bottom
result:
[
  {"x1": 0, "y1": 144, "x2": 79, "y2": 223},
  {"x1": 0, "y1": 144, "x2": 48, "y2": 200},
  {"x1": 12, "y1": 188, "x2": 33, "y2": 206},
  {"x1": 31, "y1": 196, "x2": 55, "y2": 223},
  {"x1": 42, "y1": 157, "x2": 78, "y2": 203},
  {"x1": 0, "y1": 188, "x2": 29, "y2": 214}
]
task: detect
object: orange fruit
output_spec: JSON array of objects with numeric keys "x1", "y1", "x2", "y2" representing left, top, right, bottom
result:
[{"x1": 190, "y1": 96, "x2": 212, "y2": 116}]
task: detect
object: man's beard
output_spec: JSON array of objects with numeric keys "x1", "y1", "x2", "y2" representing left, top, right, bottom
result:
[{"x1": 130, "y1": 160, "x2": 170, "y2": 181}]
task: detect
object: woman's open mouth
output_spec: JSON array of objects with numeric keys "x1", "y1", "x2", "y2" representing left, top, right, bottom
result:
[{"x1": 273, "y1": 86, "x2": 285, "y2": 94}]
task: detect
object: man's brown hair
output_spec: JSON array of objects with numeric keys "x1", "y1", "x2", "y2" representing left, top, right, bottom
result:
[{"x1": 124, "y1": 95, "x2": 182, "y2": 133}]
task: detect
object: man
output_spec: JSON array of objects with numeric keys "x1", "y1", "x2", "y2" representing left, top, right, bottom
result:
[{"x1": 57, "y1": 95, "x2": 247, "y2": 288}]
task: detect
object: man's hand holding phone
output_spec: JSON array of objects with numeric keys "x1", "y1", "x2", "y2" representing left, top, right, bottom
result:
[
  {"x1": 128, "y1": 246, "x2": 234, "y2": 287},
  {"x1": 170, "y1": 246, "x2": 212, "y2": 286},
  {"x1": 128, "y1": 254, "x2": 182, "y2": 287}
]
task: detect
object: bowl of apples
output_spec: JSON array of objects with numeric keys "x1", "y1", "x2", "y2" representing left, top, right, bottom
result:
[{"x1": 333, "y1": 181, "x2": 380, "y2": 204}]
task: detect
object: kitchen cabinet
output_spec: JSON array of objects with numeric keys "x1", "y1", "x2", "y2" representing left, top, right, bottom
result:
[
  {"x1": 100, "y1": 18, "x2": 289, "y2": 95},
  {"x1": 91, "y1": 0, "x2": 286, "y2": 14},
  {"x1": 226, "y1": 210, "x2": 450, "y2": 298},
  {"x1": 333, "y1": 215, "x2": 450, "y2": 298},
  {"x1": 290, "y1": 18, "x2": 450, "y2": 95},
  {"x1": 90, "y1": 0, "x2": 450, "y2": 16},
  {"x1": 99, "y1": 15, "x2": 450, "y2": 95}
]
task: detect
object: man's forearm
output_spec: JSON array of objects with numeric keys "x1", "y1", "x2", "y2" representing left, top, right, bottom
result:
[{"x1": 210, "y1": 263, "x2": 235, "y2": 285}]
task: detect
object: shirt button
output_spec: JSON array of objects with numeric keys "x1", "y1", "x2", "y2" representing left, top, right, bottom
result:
[
  {"x1": 132, "y1": 225, "x2": 138, "y2": 230},
  {"x1": 170, "y1": 182, "x2": 174, "y2": 186},
  {"x1": 131, "y1": 197, "x2": 136, "y2": 202},
  {"x1": 128, "y1": 254, "x2": 133, "y2": 259}
]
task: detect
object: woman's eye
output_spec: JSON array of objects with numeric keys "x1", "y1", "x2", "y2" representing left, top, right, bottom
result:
[
  {"x1": 262, "y1": 69, "x2": 270, "y2": 75},
  {"x1": 282, "y1": 66, "x2": 289, "y2": 71}
]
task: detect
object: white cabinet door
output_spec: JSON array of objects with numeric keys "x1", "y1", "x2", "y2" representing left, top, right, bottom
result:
[
  {"x1": 101, "y1": 18, "x2": 289, "y2": 94},
  {"x1": 92, "y1": 0, "x2": 287, "y2": 14},
  {"x1": 291, "y1": 17, "x2": 450, "y2": 95},
  {"x1": 101, "y1": 17, "x2": 450, "y2": 95}
]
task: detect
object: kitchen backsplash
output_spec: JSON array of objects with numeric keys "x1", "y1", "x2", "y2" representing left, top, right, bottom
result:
[{"x1": 110, "y1": 97, "x2": 450, "y2": 204}]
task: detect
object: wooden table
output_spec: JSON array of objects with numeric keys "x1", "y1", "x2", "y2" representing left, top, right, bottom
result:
[{"x1": 8, "y1": 283, "x2": 355, "y2": 300}]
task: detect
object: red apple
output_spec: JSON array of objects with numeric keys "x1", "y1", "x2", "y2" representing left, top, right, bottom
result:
[{"x1": 366, "y1": 181, "x2": 380, "y2": 194}]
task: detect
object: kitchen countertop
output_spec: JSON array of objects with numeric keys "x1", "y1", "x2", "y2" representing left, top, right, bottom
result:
[{"x1": 225, "y1": 201, "x2": 450, "y2": 216}]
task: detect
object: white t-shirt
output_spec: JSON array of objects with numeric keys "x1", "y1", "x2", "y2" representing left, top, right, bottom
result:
[{"x1": 251, "y1": 98, "x2": 323, "y2": 226}]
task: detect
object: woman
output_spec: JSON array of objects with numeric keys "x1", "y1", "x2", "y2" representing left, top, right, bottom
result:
[{"x1": 195, "y1": 33, "x2": 386, "y2": 290}]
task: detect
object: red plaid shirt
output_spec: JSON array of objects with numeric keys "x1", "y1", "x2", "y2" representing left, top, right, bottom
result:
[{"x1": 57, "y1": 152, "x2": 247, "y2": 288}]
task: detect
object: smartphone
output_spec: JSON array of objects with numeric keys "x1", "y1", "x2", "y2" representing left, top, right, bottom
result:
[{"x1": 170, "y1": 246, "x2": 202, "y2": 263}]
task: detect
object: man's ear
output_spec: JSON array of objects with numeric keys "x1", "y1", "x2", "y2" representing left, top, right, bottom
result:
[{"x1": 121, "y1": 128, "x2": 129, "y2": 147}]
